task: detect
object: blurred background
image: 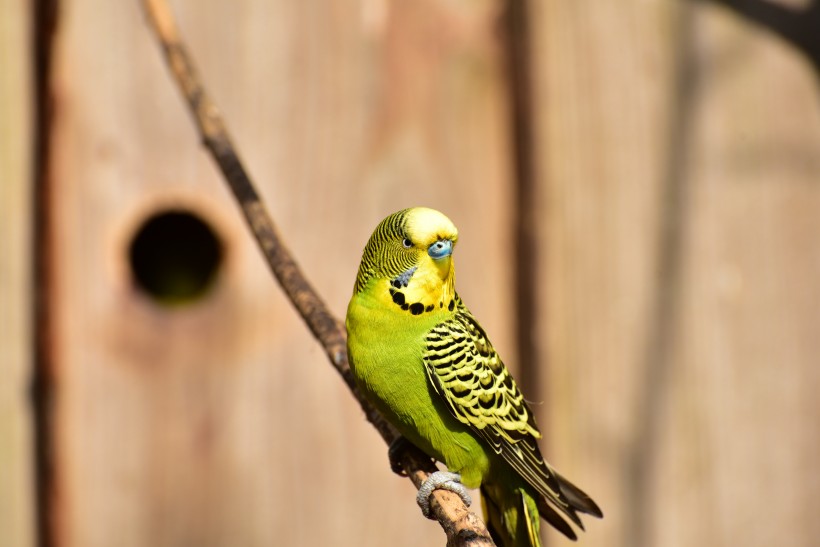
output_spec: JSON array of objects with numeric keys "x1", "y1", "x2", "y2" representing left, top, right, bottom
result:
[{"x1": 2, "y1": 0, "x2": 819, "y2": 546}]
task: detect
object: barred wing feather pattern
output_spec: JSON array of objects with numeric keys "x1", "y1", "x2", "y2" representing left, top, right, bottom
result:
[{"x1": 421, "y1": 301, "x2": 584, "y2": 527}]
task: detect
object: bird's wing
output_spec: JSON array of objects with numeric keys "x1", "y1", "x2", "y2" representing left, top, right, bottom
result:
[{"x1": 422, "y1": 303, "x2": 583, "y2": 527}]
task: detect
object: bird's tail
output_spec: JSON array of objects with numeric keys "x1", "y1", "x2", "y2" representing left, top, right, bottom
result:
[
  {"x1": 480, "y1": 481, "x2": 542, "y2": 547},
  {"x1": 481, "y1": 473, "x2": 603, "y2": 546}
]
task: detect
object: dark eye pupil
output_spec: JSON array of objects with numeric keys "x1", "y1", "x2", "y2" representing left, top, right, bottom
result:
[{"x1": 403, "y1": 238, "x2": 412, "y2": 248}]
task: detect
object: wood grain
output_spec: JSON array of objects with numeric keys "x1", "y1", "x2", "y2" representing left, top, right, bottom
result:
[{"x1": 0, "y1": 1, "x2": 36, "y2": 546}]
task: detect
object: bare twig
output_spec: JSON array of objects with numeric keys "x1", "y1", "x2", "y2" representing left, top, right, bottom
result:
[
  {"x1": 139, "y1": 0, "x2": 494, "y2": 544},
  {"x1": 702, "y1": 0, "x2": 820, "y2": 72}
]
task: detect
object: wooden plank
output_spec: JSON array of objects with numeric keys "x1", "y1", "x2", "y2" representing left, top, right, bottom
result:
[
  {"x1": 529, "y1": 2, "x2": 680, "y2": 545},
  {"x1": 531, "y1": 1, "x2": 820, "y2": 546},
  {"x1": 664, "y1": 6, "x2": 820, "y2": 547},
  {"x1": 48, "y1": 0, "x2": 515, "y2": 545},
  {"x1": 0, "y1": 1, "x2": 36, "y2": 546}
]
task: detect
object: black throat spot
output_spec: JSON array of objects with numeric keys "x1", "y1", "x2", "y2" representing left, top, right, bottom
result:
[
  {"x1": 389, "y1": 287, "x2": 452, "y2": 316},
  {"x1": 390, "y1": 289, "x2": 405, "y2": 306}
]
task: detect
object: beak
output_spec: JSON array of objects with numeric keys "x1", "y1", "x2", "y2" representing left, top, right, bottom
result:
[{"x1": 427, "y1": 239, "x2": 453, "y2": 260}]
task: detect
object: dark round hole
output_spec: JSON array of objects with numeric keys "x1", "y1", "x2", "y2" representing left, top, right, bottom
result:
[{"x1": 128, "y1": 210, "x2": 223, "y2": 305}]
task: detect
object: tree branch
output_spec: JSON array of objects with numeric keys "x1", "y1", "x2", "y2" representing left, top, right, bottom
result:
[
  {"x1": 138, "y1": 1, "x2": 494, "y2": 545},
  {"x1": 702, "y1": 0, "x2": 820, "y2": 73}
]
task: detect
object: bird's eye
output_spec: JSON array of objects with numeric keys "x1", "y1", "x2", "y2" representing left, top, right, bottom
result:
[{"x1": 402, "y1": 238, "x2": 413, "y2": 249}]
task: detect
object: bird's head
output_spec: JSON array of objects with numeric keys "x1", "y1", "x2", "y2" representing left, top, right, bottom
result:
[{"x1": 353, "y1": 207, "x2": 458, "y2": 314}]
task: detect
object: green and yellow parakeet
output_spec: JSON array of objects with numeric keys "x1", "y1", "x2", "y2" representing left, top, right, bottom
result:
[{"x1": 346, "y1": 207, "x2": 602, "y2": 546}]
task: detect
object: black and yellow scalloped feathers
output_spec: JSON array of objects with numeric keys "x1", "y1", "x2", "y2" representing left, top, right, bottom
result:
[
  {"x1": 423, "y1": 305, "x2": 538, "y2": 442},
  {"x1": 422, "y1": 303, "x2": 587, "y2": 530}
]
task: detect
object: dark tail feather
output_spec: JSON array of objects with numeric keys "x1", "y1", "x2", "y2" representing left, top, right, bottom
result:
[
  {"x1": 480, "y1": 485, "x2": 505, "y2": 546},
  {"x1": 481, "y1": 476, "x2": 598, "y2": 545},
  {"x1": 554, "y1": 471, "x2": 604, "y2": 518},
  {"x1": 534, "y1": 496, "x2": 578, "y2": 541}
]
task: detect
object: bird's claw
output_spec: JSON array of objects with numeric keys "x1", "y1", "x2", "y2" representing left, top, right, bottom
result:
[
  {"x1": 387, "y1": 436, "x2": 409, "y2": 476},
  {"x1": 416, "y1": 471, "x2": 472, "y2": 519}
]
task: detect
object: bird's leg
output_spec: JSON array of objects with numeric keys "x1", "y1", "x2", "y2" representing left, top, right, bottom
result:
[
  {"x1": 387, "y1": 436, "x2": 411, "y2": 476},
  {"x1": 388, "y1": 437, "x2": 472, "y2": 517},
  {"x1": 416, "y1": 471, "x2": 472, "y2": 519}
]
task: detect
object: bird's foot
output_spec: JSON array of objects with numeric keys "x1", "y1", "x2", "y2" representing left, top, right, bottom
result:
[
  {"x1": 416, "y1": 471, "x2": 472, "y2": 519},
  {"x1": 387, "y1": 436, "x2": 410, "y2": 476}
]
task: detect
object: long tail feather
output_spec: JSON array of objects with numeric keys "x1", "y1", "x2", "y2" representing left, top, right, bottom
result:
[
  {"x1": 520, "y1": 491, "x2": 540, "y2": 547},
  {"x1": 481, "y1": 484, "x2": 544, "y2": 547},
  {"x1": 554, "y1": 471, "x2": 604, "y2": 518},
  {"x1": 481, "y1": 485, "x2": 504, "y2": 546},
  {"x1": 534, "y1": 495, "x2": 578, "y2": 541}
]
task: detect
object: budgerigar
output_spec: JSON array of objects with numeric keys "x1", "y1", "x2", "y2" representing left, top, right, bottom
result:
[{"x1": 346, "y1": 207, "x2": 602, "y2": 546}]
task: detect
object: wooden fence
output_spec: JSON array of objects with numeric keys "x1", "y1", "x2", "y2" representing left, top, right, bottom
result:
[{"x1": 2, "y1": 0, "x2": 819, "y2": 546}]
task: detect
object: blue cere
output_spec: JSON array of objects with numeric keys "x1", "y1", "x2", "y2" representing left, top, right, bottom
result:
[{"x1": 428, "y1": 239, "x2": 453, "y2": 260}]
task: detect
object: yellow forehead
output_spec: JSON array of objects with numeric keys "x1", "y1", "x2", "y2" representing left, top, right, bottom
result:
[{"x1": 404, "y1": 207, "x2": 459, "y2": 246}]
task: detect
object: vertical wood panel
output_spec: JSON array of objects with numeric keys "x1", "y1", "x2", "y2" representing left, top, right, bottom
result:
[
  {"x1": 48, "y1": 0, "x2": 514, "y2": 545},
  {"x1": 531, "y1": 1, "x2": 820, "y2": 546},
  {"x1": 670, "y1": 5, "x2": 820, "y2": 546},
  {"x1": 0, "y1": 1, "x2": 36, "y2": 546},
  {"x1": 531, "y1": 1, "x2": 680, "y2": 545}
]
